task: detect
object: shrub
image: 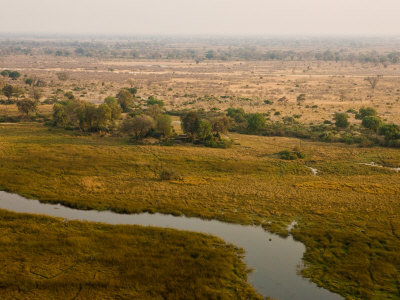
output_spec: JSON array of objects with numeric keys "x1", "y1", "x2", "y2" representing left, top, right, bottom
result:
[
  {"x1": 159, "y1": 168, "x2": 181, "y2": 181},
  {"x1": 278, "y1": 148, "x2": 305, "y2": 160},
  {"x1": 361, "y1": 116, "x2": 382, "y2": 131},
  {"x1": 333, "y1": 112, "x2": 349, "y2": 128},
  {"x1": 147, "y1": 96, "x2": 164, "y2": 107},
  {"x1": 378, "y1": 124, "x2": 400, "y2": 141},
  {"x1": 355, "y1": 107, "x2": 377, "y2": 120},
  {"x1": 204, "y1": 138, "x2": 233, "y2": 148},
  {"x1": 247, "y1": 113, "x2": 266, "y2": 132}
]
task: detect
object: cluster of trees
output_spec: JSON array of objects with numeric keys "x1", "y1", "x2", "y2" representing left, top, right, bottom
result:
[
  {"x1": 53, "y1": 97, "x2": 121, "y2": 131},
  {"x1": 180, "y1": 111, "x2": 231, "y2": 147},
  {"x1": 225, "y1": 106, "x2": 400, "y2": 148},
  {"x1": 1, "y1": 70, "x2": 21, "y2": 80},
  {"x1": 226, "y1": 108, "x2": 266, "y2": 133},
  {"x1": 2, "y1": 84, "x2": 24, "y2": 101},
  {"x1": 0, "y1": 83, "x2": 39, "y2": 119},
  {"x1": 121, "y1": 98, "x2": 172, "y2": 140},
  {"x1": 3, "y1": 40, "x2": 400, "y2": 65},
  {"x1": 38, "y1": 48, "x2": 400, "y2": 64}
]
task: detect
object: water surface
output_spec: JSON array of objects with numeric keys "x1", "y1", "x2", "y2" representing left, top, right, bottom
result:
[{"x1": 0, "y1": 191, "x2": 342, "y2": 300}]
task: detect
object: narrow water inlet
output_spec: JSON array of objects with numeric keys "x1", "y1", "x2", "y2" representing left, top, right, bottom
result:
[
  {"x1": 359, "y1": 162, "x2": 400, "y2": 172},
  {"x1": 0, "y1": 191, "x2": 342, "y2": 300}
]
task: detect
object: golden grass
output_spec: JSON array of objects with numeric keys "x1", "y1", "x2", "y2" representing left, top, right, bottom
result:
[
  {"x1": 0, "y1": 123, "x2": 400, "y2": 299},
  {"x1": 0, "y1": 209, "x2": 261, "y2": 300}
]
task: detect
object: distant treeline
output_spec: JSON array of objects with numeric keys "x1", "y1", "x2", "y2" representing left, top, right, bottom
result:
[{"x1": 1, "y1": 39, "x2": 400, "y2": 63}]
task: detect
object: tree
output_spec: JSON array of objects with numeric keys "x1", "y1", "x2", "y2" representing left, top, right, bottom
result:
[
  {"x1": 247, "y1": 113, "x2": 266, "y2": 132},
  {"x1": 79, "y1": 103, "x2": 98, "y2": 130},
  {"x1": 126, "y1": 87, "x2": 137, "y2": 95},
  {"x1": 8, "y1": 71, "x2": 21, "y2": 80},
  {"x1": 205, "y1": 50, "x2": 215, "y2": 59},
  {"x1": 17, "y1": 99, "x2": 38, "y2": 118},
  {"x1": 24, "y1": 78, "x2": 34, "y2": 86},
  {"x1": 117, "y1": 89, "x2": 133, "y2": 111},
  {"x1": 361, "y1": 116, "x2": 382, "y2": 132},
  {"x1": 2, "y1": 85, "x2": 13, "y2": 101},
  {"x1": 226, "y1": 107, "x2": 246, "y2": 123},
  {"x1": 104, "y1": 96, "x2": 122, "y2": 121},
  {"x1": 196, "y1": 120, "x2": 212, "y2": 141},
  {"x1": 52, "y1": 100, "x2": 84, "y2": 128},
  {"x1": 147, "y1": 96, "x2": 164, "y2": 107},
  {"x1": 1, "y1": 70, "x2": 10, "y2": 77},
  {"x1": 122, "y1": 115, "x2": 154, "y2": 139},
  {"x1": 146, "y1": 104, "x2": 162, "y2": 119},
  {"x1": 12, "y1": 86, "x2": 25, "y2": 100},
  {"x1": 378, "y1": 124, "x2": 400, "y2": 141},
  {"x1": 355, "y1": 107, "x2": 377, "y2": 120},
  {"x1": 96, "y1": 103, "x2": 112, "y2": 129},
  {"x1": 181, "y1": 111, "x2": 200, "y2": 138},
  {"x1": 211, "y1": 116, "x2": 229, "y2": 135},
  {"x1": 333, "y1": 112, "x2": 349, "y2": 128},
  {"x1": 156, "y1": 114, "x2": 172, "y2": 137},
  {"x1": 53, "y1": 102, "x2": 68, "y2": 127},
  {"x1": 365, "y1": 76, "x2": 381, "y2": 90},
  {"x1": 32, "y1": 89, "x2": 42, "y2": 101}
]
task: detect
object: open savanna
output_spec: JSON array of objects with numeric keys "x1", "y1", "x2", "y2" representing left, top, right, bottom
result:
[
  {"x1": 2, "y1": 55, "x2": 400, "y2": 125},
  {"x1": 0, "y1": 123, "x2": 399, "y2": 299},
  {"x1": 0, "y1": 209, "x2": 261, "y2": 300}
]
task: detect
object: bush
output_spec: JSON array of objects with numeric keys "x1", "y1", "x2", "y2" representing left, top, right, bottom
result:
[
  {"x1": 278, "y1": 148, "x2": 305, "y2": 160},
  {"x1": 333, "y1": 112, "x2": 349, "y2": 128},
  {"x1": 361, "y1": 116, "x2": 382, "y2": 131},
  {"x1": 147, "y1": 96, "x2": 164, "y2": 107},
  {"x1": 247, "y1": 113, "x2": 266, "y2": 132},
  {"x1": 355, "y1": 107, "x2": 377, "y2": 120},
  {"x1": 159, "y1": 169, "x2": 181, "y2": 181},
  {"x1": 204, "y1": 138, "x2": 233, "y2": 148},
  {"x1": 379, "y1": 124, "x2": 400, "y2": 141}
]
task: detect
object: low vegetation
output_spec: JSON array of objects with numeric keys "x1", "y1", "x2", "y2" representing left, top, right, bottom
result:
[
  {"x1": 226, "y1": 106, "x2": 400, "y2": 149},
  {"x1": 0, "y1": 209, "x2": 261, "y2": 299},
  {"x1": 0, "y1": 123, "x2": 399, "y2": 299}
]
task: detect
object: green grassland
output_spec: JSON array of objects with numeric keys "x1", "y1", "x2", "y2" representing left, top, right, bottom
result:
[
  {"x1": 0, "y1": 123, "x2": 400, "y2": 299},
  {"x1": 0, "y1": 209, "x2": 261, "y2": 300}
]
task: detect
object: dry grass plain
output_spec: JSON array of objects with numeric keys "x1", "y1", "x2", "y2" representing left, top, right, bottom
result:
[{"x1": 1, "y1": 55, "x2": 400, "y2": 125}]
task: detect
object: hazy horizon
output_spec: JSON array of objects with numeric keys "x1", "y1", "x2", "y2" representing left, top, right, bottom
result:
[{"x1": 2, "y1": 0, "x2": 400, "y2": 36}]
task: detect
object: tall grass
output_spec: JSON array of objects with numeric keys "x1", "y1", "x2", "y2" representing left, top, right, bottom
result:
[{"x1": 0, "y1": 209, "x2": 262, "y2": 299}]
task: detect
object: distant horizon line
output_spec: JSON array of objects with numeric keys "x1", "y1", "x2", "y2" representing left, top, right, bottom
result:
[{"x1": 1, "y1": 32, "x2": 400, "y2": 40}]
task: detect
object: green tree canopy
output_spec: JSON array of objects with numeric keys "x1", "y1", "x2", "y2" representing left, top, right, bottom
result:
[
  {"x1": 247, "y1": 113, "x2": 266, "y2": 132},
  {"x1": 356, "y1": 107, "x2": 377, "y2": 120},
  {"x1": 117, "y1": 89, "x2": 134, "y2": 112},
  {"x1": 156, "y1": 114, "x2": 172, "y2": 137},
  {"x1": 181, "y1": 111, "x2": 201, "y2": 138},
  {"x1": 17, "y1": 99, "x2": 38, "y2": 117},
  {"x1": 333, "y1": 112, "x2": 349, "y2": 128},
  {"x1": 361, "y1": 116, "x2": 382, "y2": 132}
]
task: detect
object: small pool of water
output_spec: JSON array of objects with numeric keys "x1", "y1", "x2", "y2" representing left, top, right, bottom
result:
[{"x1": 0, "y1": 191, "x2": 342, "y2": 300}]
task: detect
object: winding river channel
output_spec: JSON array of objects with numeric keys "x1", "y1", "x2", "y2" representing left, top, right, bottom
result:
[{"x1": 0, "y1": 191, "x2": 342, "y2": 300}]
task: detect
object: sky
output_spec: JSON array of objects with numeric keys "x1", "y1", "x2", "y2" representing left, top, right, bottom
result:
[{"x1": 1, "y1": 0, "x2": 400, "y2": 36}]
